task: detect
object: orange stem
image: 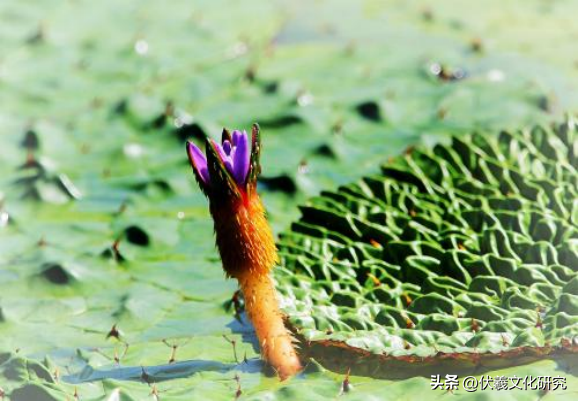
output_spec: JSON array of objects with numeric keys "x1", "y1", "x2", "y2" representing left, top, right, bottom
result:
[
  {"x1": 212, "y1": 192, "x2": 302, "y2": 379},
  {"x1": 237, "y1": 271, "x2": 302, "y2": 380}
]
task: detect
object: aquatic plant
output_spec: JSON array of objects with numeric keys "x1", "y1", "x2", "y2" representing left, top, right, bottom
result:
[{"x1": 186, "y1": 124, "x2": 302, "y2": 379}]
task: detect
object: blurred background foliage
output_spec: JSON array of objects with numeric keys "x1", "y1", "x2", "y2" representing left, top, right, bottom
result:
[{"x1": 0, "y1": 0, "x2": 577, "y2": 400}]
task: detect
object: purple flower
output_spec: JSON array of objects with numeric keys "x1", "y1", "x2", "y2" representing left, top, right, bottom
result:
[{"x1": 186, "y1": 125, "x2": 261, "y2": 198}]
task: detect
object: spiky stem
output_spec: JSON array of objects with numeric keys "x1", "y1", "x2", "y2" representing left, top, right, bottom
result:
[
  {"x1": 237, "y1": 271, "x2": 301, "y2": 380},
  {"x1": 211, "y1": 192, "x2": 302, "y2": 380}
]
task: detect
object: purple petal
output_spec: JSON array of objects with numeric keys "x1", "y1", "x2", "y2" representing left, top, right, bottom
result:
[
  {"x1": 232, "y1": 131, "x2": 250, "y2": 184},
  {"x1": 212, "y1": 140, "x2": 234, "y2": 173},
  {"x1": 186, "y1": 141, "x2": 210, "y2": 184},
  {"x1": 231, "y1": 130, "x2": 243, "y2": 146},
  {"x1": 222, "y1": 140, "x2": 232, "y2": 155}
]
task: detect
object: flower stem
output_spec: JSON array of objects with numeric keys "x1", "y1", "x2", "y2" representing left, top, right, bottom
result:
[{"x1": 237, "y1": 270, "x2": 302, "y2": 380}]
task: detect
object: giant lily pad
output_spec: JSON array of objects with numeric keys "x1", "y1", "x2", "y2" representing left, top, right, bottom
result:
[{"x1": 276, "y1": 118, "x2": 578, "y2": 376}]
